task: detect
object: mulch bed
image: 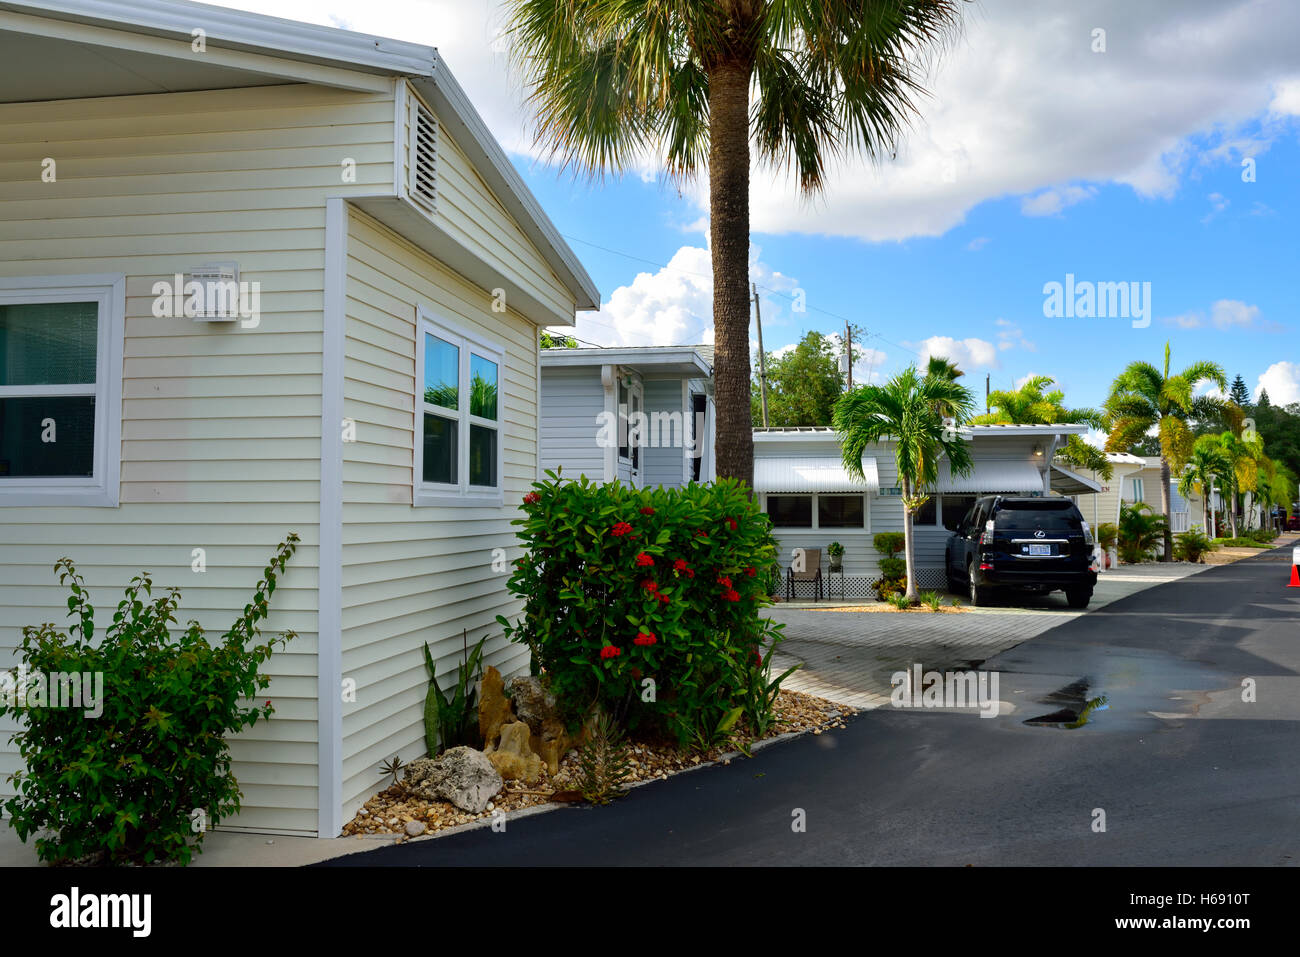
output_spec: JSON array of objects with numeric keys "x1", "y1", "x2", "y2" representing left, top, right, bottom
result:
[{"x1": 341, "y1": 689, "x2": 854, "y2": 842}]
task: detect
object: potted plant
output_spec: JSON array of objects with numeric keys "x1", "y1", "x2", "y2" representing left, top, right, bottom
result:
[
  {"x1": 827, "y1": 541, "x2": 844, "y2": 572},
  {"x1": 1096, "y1": 522, "x2": 1118, "y2": 570}
]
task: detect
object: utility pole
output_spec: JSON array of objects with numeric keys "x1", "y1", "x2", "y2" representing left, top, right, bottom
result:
[
  {"x1": 752, "y1": 282, "x2": 769, "y2": 428},
  {"x1": 844, "y1": 321, "x2": 853, "y2": 389},
  {"x1": 985, "y1": 373, "x2": 990, "y2": 414}
]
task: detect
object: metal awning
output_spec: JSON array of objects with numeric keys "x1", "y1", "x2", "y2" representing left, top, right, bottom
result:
[
  {"x1": 1050, "y1": 463, "x2": 1103, "y2": 495},
  {"x1": 754, "y1": 455, "x2": 879, "y2": 493},
  {"x1": 933, "y1": 460, "x2": 1045, "y2": 493}
]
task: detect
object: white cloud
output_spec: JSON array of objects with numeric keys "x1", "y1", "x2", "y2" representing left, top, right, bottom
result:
[
  {"x1": 1201, "y1": 191, "x2": 1230, "y2": 223},
  {"x1": 994, "y1": 318, "x2": 1036, "y2": 352},
  {"x1": 912, "y1": 336, "x2": 999, "y2": 371},
  {"x1": 573, "y1": 243, "x2": 797, "y2": 347},
  {"x1": 1021, "y1": 185, "x2": 1098, "y2": 217},
  {"x1": 966, "y1": 236, "x2": 992, "y2": 251},
  {"x1": 1210, "y1": 299, "x2": 1260, "y2": 329},
  {"x1": 214, "y1": 0, "x2": 1300, "y2": 245},
  {"x1": 1269, "y1": 77, "x2": 1300, "y2": 115},
  {"x1": 1256, "y1": 361, "x2": 1300, "y2": 405}
]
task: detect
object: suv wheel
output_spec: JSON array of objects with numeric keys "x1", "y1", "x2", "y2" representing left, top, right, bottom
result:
[
  {"x1": 1066, "y1": 586, "x2": 1092, "y2": 609},
  {"x1": 968, "y1": 562, "x2": 990, "y2": 607}
]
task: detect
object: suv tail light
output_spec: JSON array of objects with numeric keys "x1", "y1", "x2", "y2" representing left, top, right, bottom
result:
[
  {"x1": 1081, "y1": 520, "x2": 1094, "y2": 546},
  {"x1": 978, "y1": 518, "x2": 994, "y2": 546}
]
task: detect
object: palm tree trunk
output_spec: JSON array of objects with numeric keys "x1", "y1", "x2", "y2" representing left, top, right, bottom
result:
[
  {"x1": 707, "y1": 60, "x2": 754, "y2": 488},
  {"x1": 1160, "y1": 456, "x2": 1173, "y2": 561},
  {"x1": 901, "y1": 475, "x2": 919, "y2": 603}
]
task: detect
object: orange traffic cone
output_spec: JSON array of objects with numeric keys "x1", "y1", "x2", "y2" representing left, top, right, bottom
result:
[{"x1": 1290, "y1": 564, "x2": 1300, "y2": 588}]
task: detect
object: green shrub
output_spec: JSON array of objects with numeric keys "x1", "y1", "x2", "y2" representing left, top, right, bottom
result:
[
  {"x1": 920, "y1": 590, "x2": 944, "y2": 612},
  {"x1": 1173, "y1": 527, "x2": 1218, "y2": 563},
  {"x1": 1118, "y1": 502, "x2": 1167, "y2": 563},
  {"x1": 888, "y1": 593, "x2": 911, "y2": 610},
  {"x1": 499, "y1": 474, "x2": 786, "y2": 749},
  {"x1": 1, "y1": 535, "x2": 299, "y2": 865},
  {"x1": 873, "y1": 532, "x2": 905, "y2": 556},
  {"x1": 1096, "y1": 522, "x2": 1119, "y2": 552},
  {"x1": 423, "y1": 631, "x2": 486, "y2": 755},
  {"x1": 873, "y1": 532, "x2": 907, "y2": 598}
]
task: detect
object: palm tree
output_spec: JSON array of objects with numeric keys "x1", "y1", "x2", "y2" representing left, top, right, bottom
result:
[
  {"x1": 833, "y1": 365, "x2": 975, "y2": 603},
  {"x1": 1178, "y1": 435, "x2": 1231, "y2": 537},
  {"x1": 1212, "y1": 430, "x2": 1262, "y2": 537},
  {"x1": 973, "y1": 375, "x2": 1112, "y2": 479},
  {"x1": 1104, "y1": 343, "x2": 1231, "y2": 560},
  {"x1": 503, "y1": 0, "x2": 967, "y2": 486}
]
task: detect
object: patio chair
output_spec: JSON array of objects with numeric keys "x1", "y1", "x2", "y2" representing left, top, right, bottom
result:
[{"x1": 785, "y1": 548, "x2": 823, "y2": 602}]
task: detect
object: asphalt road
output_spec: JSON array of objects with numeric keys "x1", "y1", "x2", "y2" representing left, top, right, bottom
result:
[{"x1": 325, "y1": 546, "x2": 1300, "y2": 866}]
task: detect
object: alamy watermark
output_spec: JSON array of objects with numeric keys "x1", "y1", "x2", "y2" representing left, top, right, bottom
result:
[
  {"x1": 891, "y1": 663, "x2": 1001, "y2": 719},
  {"x1": 1, "y1": 666, "x2": 104, "y2": 718},
  {"x1": 1042, "y1": 273, "x2": 1151, "y2": 328}
]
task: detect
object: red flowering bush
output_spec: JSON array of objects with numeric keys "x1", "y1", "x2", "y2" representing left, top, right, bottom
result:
[{"x1": 499, "y1": 473, "x2": 786, "y2": 747}]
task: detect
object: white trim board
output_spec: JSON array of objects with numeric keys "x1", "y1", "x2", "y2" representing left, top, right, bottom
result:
[{"x1": 317, "y1": 197, "x2": 347, "y2": 839}]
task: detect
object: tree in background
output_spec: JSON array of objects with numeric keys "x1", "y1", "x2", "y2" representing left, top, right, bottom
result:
[
  {"x1": 833, "y1": 366, "x2": 975, "y2": 604},
  {"x1": 503, "y1": 0, "x2": 967, "y2": 487},
  {"x1": 540, "y1": 330, "x2": 579, "y2": 349},
  {"x1": 1229, "y1": 374, "x2": 1251, "y2": 408},
  {"x1": 973, "y1": 375, "x2": 1112, "y2": 479},
  {"x1": 751, "y1": 330, "x2": 843, "y2": 427},
  {"x1": 1104, "y1": 343, "x2": 1233, "y2": 561},
  {"x1": 1178, "y1": 435, "x2": 1232, "y2": 536}
]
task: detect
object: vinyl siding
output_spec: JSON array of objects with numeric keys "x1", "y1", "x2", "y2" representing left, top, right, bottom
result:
[
  {"x1": 0, "y1": 82, "x2": 398, "y2": 835},
  {"x1": 641, "y1": 377, "x2": 688, "y2": 489},
  {"x1": 431, "y1": 120, "x2": 574, "y2": 322},
  {"x1": 337, "y1": 207, "x2": 560, "y2": 822},
  {"x1": 539, "y1": 364, "x2": 606, "y2": 480}
]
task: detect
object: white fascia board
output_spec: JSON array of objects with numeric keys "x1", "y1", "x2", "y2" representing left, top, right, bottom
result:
[
  {"x1": 412, "y1": 62, "x2": 600, "y2": 311},
  {"x1": 1, "y1": 0, "x2": 437, "y2": 74},
  {"x1": 351, "y1": 195, "x2": 575, "y2": 328},
  {"x1": 541, "y1": 347, "x2": 710, "y2": 376}
]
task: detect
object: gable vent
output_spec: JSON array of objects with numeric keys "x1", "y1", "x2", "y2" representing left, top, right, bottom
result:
[{"x1": 408, "y1": 95, "x2": 438, "y2": 213}]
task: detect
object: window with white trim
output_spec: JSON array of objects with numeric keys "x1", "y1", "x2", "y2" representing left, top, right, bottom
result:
[
  {"x1": 764, "y1": 492, "x2": 870, "y2": 531},
  {"x1": 414, "y1": 309, "x2": 504, "y2": 506},
  {"x1": 0, "y1": 276, "x2": 123, "y2": 507}
]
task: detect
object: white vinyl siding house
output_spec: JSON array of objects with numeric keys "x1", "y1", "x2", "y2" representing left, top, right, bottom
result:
[
  {"x1": 754, "y1": 426, "x2": 1099, "y2": 594},
  {"x1": 538, "y1": 345, "x2": 715, "y2": 489},
  {"x1": 0, "y1": 1, "x2": 597, "y2": 837}
]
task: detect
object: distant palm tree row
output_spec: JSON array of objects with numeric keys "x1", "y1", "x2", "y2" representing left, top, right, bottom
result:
[{"x1": 833, "y1": 342, "x2": 1294, "y2": 600}]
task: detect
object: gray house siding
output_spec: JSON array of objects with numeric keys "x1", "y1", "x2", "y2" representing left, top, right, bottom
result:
[
  {"x1": 540, "y1": 365, "x2": 605, "y2": 480},
  {"x1": 642, "y1": 377, "x2": 686, "y2": 489}
]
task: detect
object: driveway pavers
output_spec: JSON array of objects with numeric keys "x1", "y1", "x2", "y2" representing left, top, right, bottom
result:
[{"x1": 766, "y1": 564, "x2": 1212, "y2": 708}]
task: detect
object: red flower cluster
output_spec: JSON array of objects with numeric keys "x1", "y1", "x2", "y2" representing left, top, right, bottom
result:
[
  {"x1": 636, "y1": 552, "x2": 654, "y2": 567},
  {"x1": 634, "y1": 631, "x2": 657, "y2": 646},
  {"x1": 694, "y1": 529, "x2": 708, "y2": 538},
  {"x1": 717, "y1": 575, "x2": 732, "y2": 588},
  {"x1": 523, "y1": 491, "x2": 541, "y2": 505},
  {"x1": 640, "y1": 506, "x2": 656, "y2": 515},
  {"x1": 658, "y1": 592, "x2": 671, "y2": 605},
  {"x1": 642, "y1": 579, "x2": 658, "y2": 593},
  {"x1": 745, "y1": 567, "x2": 756, "y2": 577},
  {"x1": 600, "y1": 645, "x2": 621, "y2": 660},
  {"x1": 725, "y1": 517, "x2": 738, "y2": 531},
  {"x1": 721, "y1": 589, "x2": 741, "y2": 602},
  {"x1": 611, "y1": 522, "x2": 633, "y2": 537}
]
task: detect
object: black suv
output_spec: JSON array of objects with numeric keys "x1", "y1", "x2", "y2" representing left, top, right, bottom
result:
[{"x1": 945, "y1": 496, "x2": 1098, "y2": 608}]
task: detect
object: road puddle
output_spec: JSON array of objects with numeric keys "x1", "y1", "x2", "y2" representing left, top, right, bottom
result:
[{"x1": 1024, "y1": 678, "x2": 1110, "y2": 728}]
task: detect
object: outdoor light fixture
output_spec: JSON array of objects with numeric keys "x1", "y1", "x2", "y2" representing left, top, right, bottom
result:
[{"x1": 1033, "y1": 443, "x2": 1044, "y2": 457}]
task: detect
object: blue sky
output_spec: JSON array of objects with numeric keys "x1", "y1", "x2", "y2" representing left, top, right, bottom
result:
[{"x1": 215, "y1": 0, "x2": 1300, "y2": 410}]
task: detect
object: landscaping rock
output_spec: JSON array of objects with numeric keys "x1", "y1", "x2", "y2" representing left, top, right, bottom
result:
[
  {"x1": 507, "y1": 675, "x2": 557, "y2": 735},
  {"x1": 478, "y1": 665, "x2": 512, "y2": 748},
  {"x1": 485, "y1": 720, "x2": 545, "y2": 784},
  {"x1": 403, "y1": 747, "x2": 502, "y2": 813},
  {"x1": 405, "y1": 820, "x2": 426, "y2": 837}
]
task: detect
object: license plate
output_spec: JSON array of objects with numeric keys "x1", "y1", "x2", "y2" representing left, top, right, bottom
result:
[{"x1": 1026, "y1": 544, "x2": 1052, "y2": 556}]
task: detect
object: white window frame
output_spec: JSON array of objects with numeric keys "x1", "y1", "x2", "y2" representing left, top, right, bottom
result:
[
  {"x1": 413, "y1": 307, "x2": 505, "y2": 507},
  {"x1": 616, "y1": 372, "x2": 644, "y2": 473},
  {"x1": 1131, "y1": 477, "x2": 1145, "y2": 503},
  {"x1": 0, "y1": 274, "x2": 123, "y2": 507},
  {"x1": 762, "y1": 492, "x2": 871, "y2": 533}
]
